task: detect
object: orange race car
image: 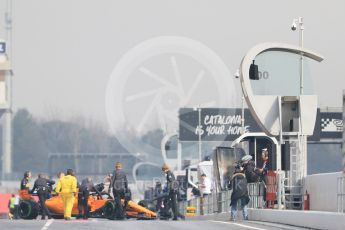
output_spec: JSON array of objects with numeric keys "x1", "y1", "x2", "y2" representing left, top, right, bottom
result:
[{"x1": 18, "y1": 184, "x2": 156, "y2": 220}]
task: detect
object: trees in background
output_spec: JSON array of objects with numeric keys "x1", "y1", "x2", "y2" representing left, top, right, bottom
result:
[
  {"x1": 9, "y1": 109, "x2": 130, "y2": 172},
  {"x1": 12, "y1": 109, "x2": 49, "y2": 173},
  {"x1": 3, "y1": 108, "x2": 164, "y2": 173}
]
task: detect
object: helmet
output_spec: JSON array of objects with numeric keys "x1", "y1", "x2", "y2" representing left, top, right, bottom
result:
[{"x1": 241, "y1": 155, "x2": 253, "y2": 162}]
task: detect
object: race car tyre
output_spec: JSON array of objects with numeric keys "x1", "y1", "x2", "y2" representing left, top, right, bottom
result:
[
  {"x1": 138, "y1": 200, "x2": 148, "y2": 208},
  {"x1": 19, "y1": 200, "x2": 39, "y2": 219},
  {"x1": 103, "y1": 200, "x2": 115, "y2": 219}
]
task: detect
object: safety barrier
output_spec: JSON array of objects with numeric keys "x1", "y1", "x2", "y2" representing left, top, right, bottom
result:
[
  {"x1": 179, "y1": 182, "x2": 264, "y2": 215},
  {"x1": 337, "y1": 175, "x2": 345, "y2": 213}
]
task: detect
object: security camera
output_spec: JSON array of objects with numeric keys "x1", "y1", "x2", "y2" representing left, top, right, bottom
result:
[
  {"x1": 235, "y1": 69, "x2": 240, "y2": 78},
  {"x1": 291, "y1": 20, "x2": 297, "y2": 31}
]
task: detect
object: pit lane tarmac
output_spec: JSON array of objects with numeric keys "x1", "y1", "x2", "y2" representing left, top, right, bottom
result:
[{"x1": 0, "y1": 218, "x2": 313, "y2": 230}]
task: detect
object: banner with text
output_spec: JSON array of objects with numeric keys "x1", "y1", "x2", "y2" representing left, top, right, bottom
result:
[{"x1": 179, "y1": 108, "x2": 262, "y2": 142}]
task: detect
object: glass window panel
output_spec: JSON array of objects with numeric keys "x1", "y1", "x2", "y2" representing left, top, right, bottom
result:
[
  {"x1": 251, "y1": 51, "x2": 313, "y2": 96},
  {"x1": 307, "y1": 143, "x2": 343, "y2": 175}
]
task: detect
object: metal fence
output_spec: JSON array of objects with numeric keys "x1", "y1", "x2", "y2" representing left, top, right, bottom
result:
[
  {"x1": 337, "y1": 175, "x2": 345, "y2": 213},
  {"x1": 179, "y1": 182, "x2": 264, "y2": 215},
  {"x1": 247, "y1": 182, "x2": 265, "y2": 209}
]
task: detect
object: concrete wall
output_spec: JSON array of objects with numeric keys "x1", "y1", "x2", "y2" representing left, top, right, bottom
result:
[
  {"x1": 304, "y1": 171, "x2": 343, "y2": 212},
  {"x1": 249, "y1": 209, "x2": 345, "y2": 230},
  {"x1": 188, "y1": 209, "x2": 345, "y2": 230}
]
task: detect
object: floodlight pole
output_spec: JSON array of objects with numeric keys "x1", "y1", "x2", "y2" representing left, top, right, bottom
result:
[
  {"x1": 193, "y1": 106, "x2": 202, "y2": 162},
  {"x1": 298, "y1": 17, "x2": 304, "y2": 95},
  {"x1": 293, "y1": 17, "x2": 309, "y2": 199},
  {"x1": 198, "y1": 107, "x2": 202, "y2": 162},
  {"x1": 235, "y1": 69, "x2": 245, "y2": 135}
]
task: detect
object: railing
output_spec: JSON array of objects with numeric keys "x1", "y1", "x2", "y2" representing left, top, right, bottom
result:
[
  {"x1": 179, "y1": 182, "x2": 265, "y2": 215},
  {"x1": 247, "y1": 182, "x2": 265, "y2": 209},
  {"x1": 217, "y1": 190, "x2": 232, "y2": 213},
  {"x1": 337, "y1": 175, "x2": 345, "y2": 213}
]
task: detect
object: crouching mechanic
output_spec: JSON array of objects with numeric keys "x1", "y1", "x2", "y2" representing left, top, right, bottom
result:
[
  {"x1": 228, "y1": 166, "x2": 249, "y2": 221},
  {"x1": 111, "y1": 162, "x2": 129, "y2": 220},
  {"x1": 55, "y1": 169, "x2": 78, "y2": 220}
]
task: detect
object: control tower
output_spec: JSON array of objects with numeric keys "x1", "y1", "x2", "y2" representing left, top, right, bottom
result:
[{"x1": 239, "y1": 43, "x2": 324, "y2": 209}]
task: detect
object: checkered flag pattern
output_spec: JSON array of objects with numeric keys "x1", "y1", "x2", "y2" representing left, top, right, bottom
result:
[{"x1": 321, "y1": 118, "x2": 343, "y2": 132}]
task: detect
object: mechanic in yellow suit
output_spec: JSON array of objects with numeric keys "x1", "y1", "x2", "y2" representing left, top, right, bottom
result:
[{"x1": 55, "y1": 169, "x2": 77, "y2": 220}]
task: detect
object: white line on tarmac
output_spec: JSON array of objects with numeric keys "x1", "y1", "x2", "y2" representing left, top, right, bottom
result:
[
  {"x1": 209, "y1": 220, "x2": 268, "y2": 230},
  {"x1": 41, "y1": 219, "x2": 54, "y2": 230}
]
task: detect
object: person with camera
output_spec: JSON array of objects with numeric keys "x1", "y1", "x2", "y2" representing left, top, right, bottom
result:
[
  {"x1": 111, "y1": 162, "x2": 128, "y2": 220},
  {"x1": 228, "y1": 166, "x2": 249, "y2": 221},
  {"x1": 241, "y1": 155, "x2": 259, "y2": 183}
]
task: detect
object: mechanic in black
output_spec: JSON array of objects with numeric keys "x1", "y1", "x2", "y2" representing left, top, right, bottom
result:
[
  {"x1": 162, "y1": 164, "x2": 180, "y2": 220},
  {"x1": 20, "y1": 171, "x2": 32, "y2": 191},
  {"x1": 77, "y1": 177, "x2": 94, "y2": 219},
  {"x1": 45, "y1": 175, "x2": 55, "y2": 198},
  {"x1": 154, "y1": 181, "x2": 164, "y2": 213},
  {"x1": 32, "y1": 174, "x2": 55, "y2": 220},
  {"x1": 111, "y1": 162, "x2": 128, "y2": 220}
]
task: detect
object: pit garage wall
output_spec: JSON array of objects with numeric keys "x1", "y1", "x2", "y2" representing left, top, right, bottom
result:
[{"x1": 304, "y1": 171, "x2": 343, "y2": 212}]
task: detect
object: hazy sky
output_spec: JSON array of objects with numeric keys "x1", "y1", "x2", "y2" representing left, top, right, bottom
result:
[{"x1": 0, "y1": 0, "x2": 344, "y2": 129}]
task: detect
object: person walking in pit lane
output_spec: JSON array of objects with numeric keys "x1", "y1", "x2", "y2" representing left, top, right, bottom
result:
[
  {"x1": 110, "y1": 162, "x2": 128, "y2": 220},
  {"x1": 228, "y1": 165, "x2": 249, "y2": 221},
  {"x1": 161, "y1": 164, "x2": 185, "y2": 221},
  {"x1": 32, "y1": 174, "x2": 55, "y2": 220},
  {"x1": 55, "y1": 169, "x2": 77, "y2": 220}
]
